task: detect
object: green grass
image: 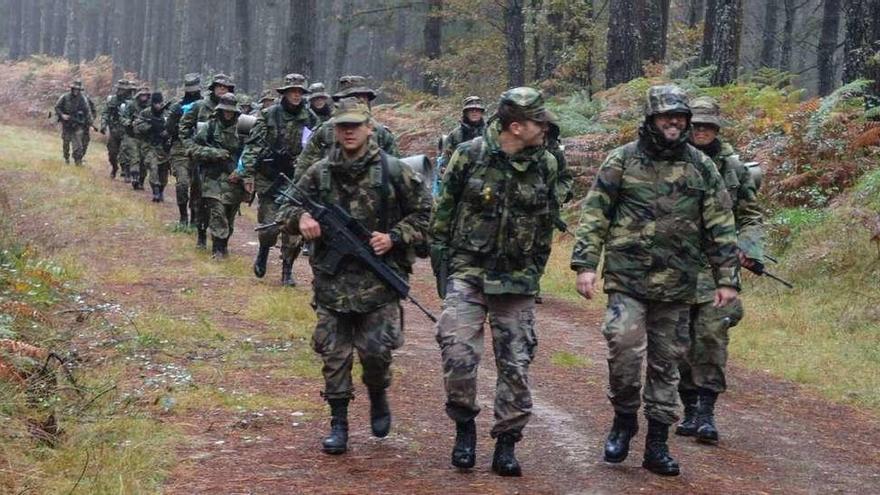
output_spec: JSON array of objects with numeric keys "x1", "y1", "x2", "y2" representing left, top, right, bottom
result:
[{"x1": 550, "y1": 351, "x2": 592, "y2": 369}]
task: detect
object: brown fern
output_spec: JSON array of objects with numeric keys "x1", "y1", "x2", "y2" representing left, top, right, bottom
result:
[
  {"x1": 852, "y1": 122, "x2": 880, "y2": 149},
  {"x1": 798, "y1": 98, "x2": 821, "y2": 114}
]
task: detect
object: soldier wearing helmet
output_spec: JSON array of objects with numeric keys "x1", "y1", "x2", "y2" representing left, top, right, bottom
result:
[
  {"x1": 431, "y1": 87, "x2": 562, "y2": 477},
  {"x1": 54, "y1": 79, "x2": 94, "y2": 166},
  {"x1": 570, "y1": 85, "x2": 740, "y2": 476},
  {"x1": 100, "y1": 80, "x2": 136, "y2": 178},
  {"x1": 441, "y1": 96, "x2": 487, "y2": 162},
  {"x1": 307, "y1": 82, "x2": 333, "y2": 124},
  {"x1": 118, "y1": 85, "x2": 152, "y2": 188}
]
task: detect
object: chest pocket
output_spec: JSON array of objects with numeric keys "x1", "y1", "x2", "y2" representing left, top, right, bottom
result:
[{"x1": 453, "y1": 171, "x2": 500, "y2": 253}]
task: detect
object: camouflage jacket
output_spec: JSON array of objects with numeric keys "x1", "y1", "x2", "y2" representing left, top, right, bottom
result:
[
  {"x1": 101, "y1": 93, "x2": 128, "y2": 133},
  {"x1": 178, "y1": 95, "x2": 218, "y2": 149},
  {"x1": 694, "y1": 139, "x2": 764, "y2": 303},
  {"x1": 570, "y1": 137, "x2": 741, "y2": 303},
  {"x1": 120, "y1": 99, "x2": 149, "y2": 137},
  {"x1": 165, "y1": 95, "x2": 202, "y2": 144},
  {"x1": 442, "y1": 119, "x2": 486, "y2": 161},
  {"x1": 431, "y1": 121, "x2": 560, "y2": 296},
  {"x1": 294, "y1": 118, "x2": 400, "y2": 182},
  {"x1": 54, "y1": 92, "x2": 93, "y2": 129},
  {"x1": 133, "y1": 107, "x2": 170, "y2": 147},
  {"x1": 277, "y1": 142, "x2": 432, "y2": 313},
  {"x1": 240, "y1": 101, "x2": 319, "y2": 194},
  {"x1": 547, "y1": 137, "x2": 574, "y2": 205},
  {"x1": 191, "y1": 117, "x2": 245, "y2": 203}
]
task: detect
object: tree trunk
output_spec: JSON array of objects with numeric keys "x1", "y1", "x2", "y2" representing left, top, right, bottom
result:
[
  {"x1": 532, "y1": 0, "x2": 544, "y2": 81},
  {"x1": 759, "y1": 0, "x2": 780, "y2": 68},
  {"x1": 709, "y1": 0, "x2": 741, "y2": 85},
  {"x1": 700, "y1": 0, "x2": 718, "y2": 65},
  {"x1": 40, "y1": 0, "x2": 53, "y2": 54},
  {"x1": 332, "y1": 0, "x2": 354, "y2": 80},
  {"x1": 641, "y1": 0, "x2": 670, "y2": 64},
  {"x1": 817, "y1": 0, "x2": 842, "y2": 96},
  {"x1": 606, "y1": 0, "x2": 642, "y2": 88},
  {"x1": 63, "y1": 0, "x2": 79, "y2": 62},
  {"x1": 842, "y1": 0, "x2": 871, "y2": 83},
  {"x1": 288, "y1": 0, "x2": 316, "y2": 78},
  {"x1": 688, "y1": 0, "x2": 705, "y2": 27},
  {"x1": 7, "y1": 0, "x2": 23, "y2": 59},
  {"x1": 541, "y1": 2, "x2": 564, "y2": 79},
  {"x1": 234, "y1": 0, "x2": 251, "y2": 92},
  {"x1": 779, "y1": 0, "x2": 797, "y2": 71},
  {"x1": 504, "y1": 0, "x2": 527, "y2": 87},
  {"x1": 51, "y1": 0, "x2": 67, "y2": 56},
  {"x1": 423, "y1": 0, "x2": 442, "y2": 94}
]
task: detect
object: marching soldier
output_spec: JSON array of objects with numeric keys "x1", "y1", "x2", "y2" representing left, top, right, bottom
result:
[
  {"x1": 134, "y1": 92, "x2": 172, "y2": 202},
  {"x1": 101, "y1": 80, "x2": 135, "y2": 178},
  {"x1": 119, "y1": 85, "x2": 152, "y2": 188},
  {"x1": 54, "y1": 79, "x2": 94, "y2": 166}
]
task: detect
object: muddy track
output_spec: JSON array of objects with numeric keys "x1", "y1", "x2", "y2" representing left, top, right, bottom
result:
[{"x1": 4, "y1": 132, "x2": 880, "y2": 495}]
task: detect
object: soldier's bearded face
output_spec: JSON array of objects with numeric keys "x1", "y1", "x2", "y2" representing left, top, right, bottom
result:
[
  {"x1": 653, "y1": 113, "x2": 688, "y2": 141},
  {"x1": 284, "y1": 89, "x2": 304, "y2": 106},
  {"x1": 691, "y1": 123, "x2": 719, "y2": 146},
  {"x1": 334, "y1": 123, "x2": 372, "y2": 155}
]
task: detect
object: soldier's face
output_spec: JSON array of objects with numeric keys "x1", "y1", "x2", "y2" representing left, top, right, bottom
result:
[
  {"x1": 334, "y1": 122, "x2": 372, "y2": 154},
  {"x1": 284, "y1": 89, "x2": 304, "y2": 106},
  {"x1": 221, "y1": 110, "x2": 237, "y2": 122},
  {"x1": 653, "y1": 113, "x2": 689, "y2": 141},
  {"x1": 261, "y1": 99, "x2": 273, "y2": 109},
  {"x1": 691, "y1": 123, "x2": 719, "y2": 146},
  {"x1": 138, "y1": 95, "x2": 149, "y2": 103},
  {"x1": 71, "y1": 88, "x2": 81, "y2": 96},
  {"x1": 311, "y1": 96, "x2": 328, "y2": 109},
  {"x1": 213, "y1": 85, "x2": 231, "y2": 98},
  {"x1": 512, "y1": 119, "x2": 547, "y2": 147},
  {"x1": 465, "y1": 109, "x2": 484, "y2": 124}
]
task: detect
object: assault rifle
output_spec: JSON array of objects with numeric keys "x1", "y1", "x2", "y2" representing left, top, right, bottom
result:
[
  {"x1": 742, "y1": 256, "x2": 793, "y2": 288},
  {"x1": 256, "y1": 173, "x2": 437, "y2": 323}
]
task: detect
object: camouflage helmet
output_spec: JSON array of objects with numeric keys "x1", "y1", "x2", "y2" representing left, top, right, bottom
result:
[
  {"x1": 331, "y1": 97, "x2": 371, "y2": 125},
  {"x1": 645, "y1": 84, "x2": 691, "y2": 118},
  {"x1": 183, "y1": 73, "x2": 202, "y2": 92},
  {"x1": 689, "y1": 96, "x2": 723, "y2": 128},
  {"x1": 208, "y1": 73, "x2": 235, "y2": 92},
  {"x1": 276, "y1": 73, "x2": 310, "y2": 94},
  {"x1": 237, "y1": 93, "x2": 254, "y2": 108},
  {"x1": 115, "y1": 79, "x2": 128, "y2": 89},
  {"x1": 462, "y1": 96, "x2": 486, "y2": 112},
  {"x1": 498, "y1": 87, "x2": 557, "y2": 123},
  {"x1": 214, "y1": 93, "x2": 241, "y2": 114},
  {"x1": 135, "y1": 86, "x2": 151, "y2": 98},
  {"x1": 258, "y1": 89, "x2": 276, "y2": 104},
  {"x1": 308, "y1": 82, "x2": 330, "y2": 99},
  {"x1": 332, "y1": 75, "x2": 376, "y2": 101},
  {"x1": 70, "y1": 79, "x2": 84, "y2": 90}
]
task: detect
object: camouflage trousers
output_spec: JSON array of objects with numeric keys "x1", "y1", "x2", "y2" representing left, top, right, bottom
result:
[
  {"x1": 106, "y1": 129, "x2": 123, "y2": 174},
  {"x1": 436, "y1": 278, "x2": 537, "y2": 440},
  {"x1": 143, "y1": 145, "x2": 170, "y2": 187},
  {"x1": 679, "y1": 299, "x2": 744, "y2": 394},
  {"x1": 601, "y1": 291, "x2": 690, "y2": 425},
  {"x1": 257, "y1": 191, "x2": 302, "y2": 262},
  {"x1": 312, "y1": 302, "x2": 404, "y2": 400},
  {"x1": 203, "y1": 198, "x2": 238, "y2": 239},
  {"x1": 118, "y1": 134, "x2": 145, "y2": 181},
  {"x1": 170, "y1": 142, "x2": 201, "y2": 213},
  {"x1": 61, "y1": 126, "x2": 86, "y2": 163}
]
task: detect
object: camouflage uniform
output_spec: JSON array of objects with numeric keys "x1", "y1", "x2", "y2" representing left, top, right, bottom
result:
[
  {"x1": 294, "y1": 75, "x2": 400, "y2": 182},
  {"x1": 134, "y1": 92, "x2": 171, "y2": 201},
  {"x1": 82, "y1": 93, "x2": 97, "y2": 157},
  {"x1": 308, "y1": 82, "x2": 333, "y2": 124},
  {"x1": 189, "y1": 93, "x2": 245, "y2": 257},
  {"x1": 119, "y1": 87, "x2": 151, "y2": 188},
  {"x1": 571, "y1": 87, "x2": 740, "y2": 425},
  {"x1": 241, "y1": 74, "x2": 318, "y2": 284},
  {"x1": 676, "y1": 97, "x2": 764, "y2": 441},
  {"x1": 431, "y1": 88, "x2": 560, "y2": 446},
  {"x1": 258, "y1": 90, "x2": 276, "y2": 111},
  {"x1": 54, "y1": 80, "x2": 93, "y2": 166},
  {"x1": 165, "y1": 73, "x2": 203, "y2": 225},
  {"x1": 276, "y1": 99, "x2": 431, "y2": 404},
  {"x1": 441, "y1": 96, "x2": 487, "y2": 162},
  {"x1": 100, "y1": 80, "x2": 134, "y2": 178}
]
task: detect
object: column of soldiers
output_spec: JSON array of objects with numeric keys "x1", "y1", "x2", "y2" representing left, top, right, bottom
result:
[{"x1": 62, "y1": 73, "x2": 763, "y2": 478}]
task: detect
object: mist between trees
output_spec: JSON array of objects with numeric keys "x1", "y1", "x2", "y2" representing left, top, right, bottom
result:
[{"x1": 1, "y1": 0, "x2": 879, "y2": 99}]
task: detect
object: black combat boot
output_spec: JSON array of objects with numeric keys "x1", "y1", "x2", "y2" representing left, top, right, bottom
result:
[
  {"x1": 367, "y1": 388, "x2": 391, "y2": 438},
  {"x1": 196, "y1": 229, "x2": 207, "y2": 250},
  {"x1": 130, "y1": 172, "x2": 140, "y2": 190},
  {"x1": 322, "y1": 398, "x2": 349, "y2": 455},
  {"x1": 253, "y1": 245, "x2": 270, "y2": 278},
  {"x1": 218, "y1": 237, "x2": 229, "y2": 257},
  {"x1": 150, "y1": 184, "x2": 160, "y2": 202},
  {"x1": 74, "y1": 159, "x2": 83, "y2": 167},
  {"x1": 451, "y1": 419, "x2": 476, "y2": 469},
  {"x1": 190, "y1": 207, "x2": 198, "y2": 227},
  {"x1": 177, "y1": 203, "x2": 188, "y2": 226},
  {"x1": 211, "y1": 236, "x2": 227, "y2": 259},
  {"x1": 157, "y1": 185, "x2": 165, "y2": 202},
  {"x1": 675, "y1": 390, "x2": 699, "y2": 437},
  {"x1": 604, "y1": 412, "x2": 638, "y2": 463},
  {"x1": 491, "y1": 433, "x2": 522, "y2": 477},
  {"x1": 695, "y1": 388, "x2": 719, "y2": 444},
  {"x1": 281, "y1": 259, "x2": 295, "y2": 287},
  {"x1": 642, "y1": 418, "x2": 680, "y2": 476}
]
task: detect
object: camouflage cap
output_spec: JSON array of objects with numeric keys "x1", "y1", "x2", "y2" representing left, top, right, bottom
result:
[
  {"x1": 259, "y1": 90, "x2": 276, "y2": 103},
  {"x1": 331, "y1": 97, "x2": 371, "y2": 125},
  {"x1": 135, "y1": 86, "x2": 151, "y2": 98},
  {"x1": 276, "y1": 73, "x2": 310, "y2": 94},
  {"x1": 214, "y1": 93, "x2": 241, "y2": 113},
  {"x1": 499, "y1": 87, "x2": 557, "y2": 123},
  {"x1": 183, "y1": 73, "x2": 202, "y2": 92},
  {"x1": 462, "y1": 96, "x2": 486, "y2": 112},
  {"x1": 115, "y1": 79, "x2": 127, "y2": 88},
  {"x1": 689, "y1": 96, "x2": 723, "y2": 128},
  {"x1": 208, "y1": 73, "x2": 235, "y2": 91},
  {"x1": 645, "y1": 84, "x2": 691, "y2": 118},
  {"x1": 332, "y1": 75, "x2": 376, "y2": 101},
  {"x1": 70, "y1": 79, "x2": 84, "y2": 90},
  {"x1": 237, "y1": 94, "x2": 253, "y2": 107},
  {"x1": 308, "y1": 82, "x2": 330, "y2": 99}
]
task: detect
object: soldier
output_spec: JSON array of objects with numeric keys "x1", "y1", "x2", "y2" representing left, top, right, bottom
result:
[
  {"x1": 294, "y1": 75, "x2": 400, "y2": 182},
  {"x1": 238, "y1": 94, "x2": 256, "y2": 116},
  {"x1": 179, "y1": 73, "x2": 236, "y2": 249},
  {"x1": 100, "y1": 80, "x2": 135, "y2": 178},
  {"x1": 276, "y1": 97, "x2": 431, "y2": 455},
  {"x1": 308, "y1": 82, "x2": 333, "y2": 124},
  {"x1": 441, "y1": 96, "x2": 487, "y2": 162},
  {"x1": 166, "y1": 73, "x2": 203, "y2": 226},
  {"x1": 134, "y1": 92, "x2": 172, "y2": 202},
  {"x1": 81, "y1": 91, "x2": 98, "y2": 159},
  {"x1": 54, "y1": 79, "x2": 94, "y2": 166},
  {"x1": 570, "y1": 85, "x2": 741, "y2": 476},
  {"x1": 258, "y1": 90, "x2": 276, "y2": 111},
  {"x1": 240, "y1": 74, "x2": 318, "y2": 286},
  {"x1": 119, "y1": 86, "x2": 152, "y2": 189},
  {"x1": 430, "y1": 88, "x2": 560, "y2": 477},
  {"x1": 675, "y1": 97, "x2": 764, "y2": 444},
  {"x1": 189, "y1": 93, "x2": 246, "y2": 259}
]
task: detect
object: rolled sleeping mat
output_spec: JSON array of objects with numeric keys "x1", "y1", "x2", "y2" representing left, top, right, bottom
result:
[
  {"x1": 399, "y1": 154, "x2": 434, "y2": 184},
  {"x1": 195, "y1": 114, "x2": 258, "y2": 138},
  {"x1": 744, "y1": 161, "x2": 763, "y2": 191}
]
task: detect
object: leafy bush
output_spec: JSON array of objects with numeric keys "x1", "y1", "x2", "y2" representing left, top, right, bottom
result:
[{"x1": 545, "y1": 91, "x2": 606, "y2": 137}]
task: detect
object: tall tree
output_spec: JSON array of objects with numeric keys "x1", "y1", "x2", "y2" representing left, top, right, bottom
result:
[
  {"x1": 606, "y1": 0, "x2": 642, "y2": 88},
  {"x1": 288, "y1": 0, "x2": 316, "y2": 78},
  {"x1": 700, "y1": 0, "x2": 718, "y2": 65},
  {"x1": 7, "y1": 0, "x2": 23, "y2": 60},
  {"x1": 779, "y1": 0, "x2": 799, "y2": 71},
  {"x1": 423, "y1": 0, "x2": 442, "y2": 94},
  {"x1": 708, "y1": 0, "x2": 742, "y2": 85},
  {"x1": 759, "y1": 0, "x2": 780, "y2": 68},
  {"x1": 540, "y1": 1, "x2": 564, "y2": 80},
  {"x1": 841, "y1": 0, "x2": 880, "y2": 84},
  {"x1": 63, "y1": 0, "x2": 80, "y2": 62},
  {"x1": 641, "y1": 0, "x2": 671, "y2": 64},
  {"x1": 332, "y1": 0, "x2": 354, "y2": 80},
  {"x1": 504, "y1": 0, "x2": 526, "y2": 87},
  {"x1": 688, "y1": 0, "x2": 705, "y2": 27},
  {"x1": 817, "y1": 0, "x2": 842, "y2": 95},
  {"x1": 235, "y1": 0, "x2": 252, "y2": 92}
]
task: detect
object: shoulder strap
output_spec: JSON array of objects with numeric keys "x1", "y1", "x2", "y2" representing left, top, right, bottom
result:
[
  {"x1": 272, "y1": 104, "x2": 283, "y2": 149},
  {"x1": 318, "y1": 160, "x2": 331, "y2": 193}
]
